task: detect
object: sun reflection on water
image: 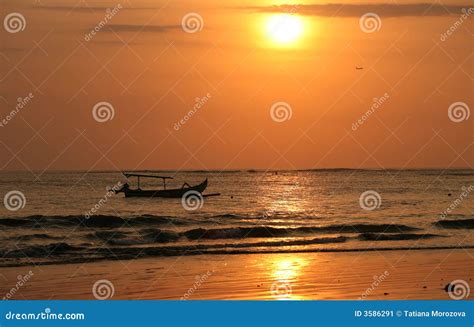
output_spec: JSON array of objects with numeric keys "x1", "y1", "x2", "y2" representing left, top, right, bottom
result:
[
  {"x1": 257, "y1": 175, "x2": 309, "y2": 216},
  {"x1": 270, "y1": 256, "x2": 308, "y2": 300}
]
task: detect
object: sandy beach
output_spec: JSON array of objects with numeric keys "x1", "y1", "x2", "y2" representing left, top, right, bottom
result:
[{"x1": 1, "y1": 249, "x2": 472, "y2": 300}]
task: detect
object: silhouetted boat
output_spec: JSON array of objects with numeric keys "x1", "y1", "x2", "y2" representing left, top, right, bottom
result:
[{"x1": 115, "y1": 172, "x2": 208, "y2": 198}]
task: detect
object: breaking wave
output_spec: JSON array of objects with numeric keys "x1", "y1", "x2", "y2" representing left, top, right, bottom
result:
[{"x1": 434, "y1": 219, "x2": 474, "y2": 229}]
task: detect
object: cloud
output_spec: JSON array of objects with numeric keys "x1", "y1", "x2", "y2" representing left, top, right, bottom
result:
[
  {"x1": 33, "y1": 5, "x2": 155, "y2": 12},
  {"x1": 245, "y1": 3, "x2": 470, "y2": 17},
  {"x1": 106, "y1": 24, "x2": 182, "y2": 33}
]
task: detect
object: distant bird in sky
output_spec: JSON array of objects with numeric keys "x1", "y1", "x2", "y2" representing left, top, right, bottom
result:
[{"x1": 356, "y1": 66, "x2": 364, "y2": 70}]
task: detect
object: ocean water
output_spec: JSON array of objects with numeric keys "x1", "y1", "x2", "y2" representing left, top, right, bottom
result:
[{"x1": 0, "y1": 169, "x2": 472, "y2": 267}]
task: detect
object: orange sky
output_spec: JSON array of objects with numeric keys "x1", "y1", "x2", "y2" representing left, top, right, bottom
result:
[{"x1": 0, "y1": 0, "x2": 472, "y2": 171}]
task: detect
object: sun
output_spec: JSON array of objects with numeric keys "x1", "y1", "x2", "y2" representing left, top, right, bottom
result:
[{"x1": 266, "y1": 14, "x2": 303, "y2": 46}]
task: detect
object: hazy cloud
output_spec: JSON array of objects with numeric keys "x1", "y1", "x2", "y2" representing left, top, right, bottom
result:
[
  {"x1": 106, "y1": 24, "x2": 182, "y2": 33},
  {"x1": 245, "y1": 3, "x2": 470, "y2": 17},
  {"x1": 34, "y1": 6, "x2": 155, "y2": 12}
]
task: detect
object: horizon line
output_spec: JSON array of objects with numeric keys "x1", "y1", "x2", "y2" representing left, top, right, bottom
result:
[{"x1": 0, "y1": 167, "x2": 472, "y2": 174}]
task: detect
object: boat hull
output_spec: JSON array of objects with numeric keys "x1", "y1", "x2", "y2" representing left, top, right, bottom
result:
[{"x1": 123, "y1": 179, "x2": 207, "y2": 198}]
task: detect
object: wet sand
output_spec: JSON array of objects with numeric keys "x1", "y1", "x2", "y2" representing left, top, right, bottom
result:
[{"x1": 0, "y1": 249, "x2": 472, "y2": 300}]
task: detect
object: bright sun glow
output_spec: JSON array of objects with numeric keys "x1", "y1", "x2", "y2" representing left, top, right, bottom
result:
[{"x1": 266, "y1": 14, "x2": 303, "y2": 45}]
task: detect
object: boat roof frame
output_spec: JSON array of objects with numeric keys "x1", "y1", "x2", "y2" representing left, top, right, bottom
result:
[{"x1": 122, "y1": 172, "x2": 174, "y2": 180}]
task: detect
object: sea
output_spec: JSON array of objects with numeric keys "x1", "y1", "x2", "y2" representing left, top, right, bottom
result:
[{"x1": 0, "y1": 169, "x2": 472, "y2": 267}]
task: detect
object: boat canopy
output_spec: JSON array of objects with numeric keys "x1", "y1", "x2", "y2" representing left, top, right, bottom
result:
[{"x1": 122, "y1": 172, "x2": 174, "y2": 189}]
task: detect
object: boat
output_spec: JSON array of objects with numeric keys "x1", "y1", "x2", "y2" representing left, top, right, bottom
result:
[{"x1": 114, "y1": 172, "x2": 208, "y2": 198}]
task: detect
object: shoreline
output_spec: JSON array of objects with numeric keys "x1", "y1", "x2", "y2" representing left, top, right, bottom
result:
[
  {"x1": 1, "y1": 248, "x2": 472, "y2": 300},
  {"x1": 2, "y1": 245, "x2": 473, "y2": 268}
]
